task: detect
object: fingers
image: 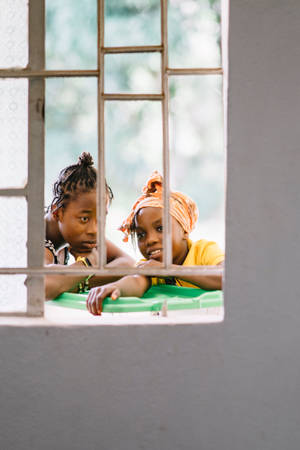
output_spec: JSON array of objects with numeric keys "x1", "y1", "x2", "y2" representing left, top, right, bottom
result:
[
  {"x1": 86, "y1": 287, "x2": 103, "y2": 315},
  {"x1": 86, "y1": 285, "x2": 120, "y2": 315},
  {"x1": 136, "y1": 259, "x2": 153, "y2": 268},
  {"x1": 136, "y1": 259, "x2": 163, "y2": 268},
  {"x1": 111, "y1": 288, "x2": 121, "y2": 301}
]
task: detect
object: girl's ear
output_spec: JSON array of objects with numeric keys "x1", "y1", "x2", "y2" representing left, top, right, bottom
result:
[
  {"x1": 51, "y1": 204, "x2": 62, "y2": 222},
  {"x1": 183, "y1": 231, "x2": 189, "y2": 241}
]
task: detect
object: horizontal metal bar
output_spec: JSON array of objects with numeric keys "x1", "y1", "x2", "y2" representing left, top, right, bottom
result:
[
  {"x1": 167, "y1": 67, "x2": 223, "y2": 76},
  {"x1": 103, "y1": 45, "x2": 163, "y2": 54},
  {"x1": 0, "y1": 188, "x2": 27, "y2": 196},
  {"x1": 0, "y1": 312, "x2": 30, "y2": 318},
  {"x1": 0, "y1": 267, "x2": 223, "y2": 276},
  {"x1": 0, "y1": 68, "x2": 223, "y2": 79},
  {"x1": 103, "y1": 93, "x2": 163, "y2": 101},
  {"x1": 0, "y1": 69, "x2": 99, "y2": 78}
]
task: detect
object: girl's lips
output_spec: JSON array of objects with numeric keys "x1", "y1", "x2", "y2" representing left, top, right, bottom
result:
[
  {"x1": 147, "y1": 249, "x2": 162, "y2": 260},
  {"x1": 81, "y1": 242, "x2": 97, "y2": 249}
]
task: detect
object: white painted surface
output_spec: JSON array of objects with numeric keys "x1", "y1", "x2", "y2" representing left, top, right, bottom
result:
[
  {"x1": 0, "y1": 303, "x2": 224, "y2": 326},
  {"x1": 1, "y1": 1, "x2": 300, "y2": 449}
]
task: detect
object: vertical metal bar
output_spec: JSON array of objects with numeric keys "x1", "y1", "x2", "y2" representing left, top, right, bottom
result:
[
  {"x1": 97, "y1": 0, "x2": 107, "y2": 268},
  {"x1": 220, "y1": 0, "x2": 226, "y2": 70},
  {"x1": 27, "y1": 0, "x2": 45, "y2": 315},
  {"x1": 221, "y1": 1, "x2": 228, "y2": 287},
  {"x1": 221, "y1": 0, "x2": 228, "y2": 146},
  {"x1": 161, "y1": 0, "x2": 172, "y2": 267}
]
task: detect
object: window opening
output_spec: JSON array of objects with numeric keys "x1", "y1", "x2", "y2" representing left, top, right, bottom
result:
[{"x1": 0, "y1": 0, "x2": 225, "y2": 320}]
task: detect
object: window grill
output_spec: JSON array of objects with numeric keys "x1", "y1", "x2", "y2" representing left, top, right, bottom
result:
[{"x1": 0, "y1": 0, "x2": 224, "y2": 317}]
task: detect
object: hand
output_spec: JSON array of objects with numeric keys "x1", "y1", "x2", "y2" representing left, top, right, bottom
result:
[
  {"x1": 136, "y1": 259, "x2": 164, "y2": 270},
  {"x1": 86, "y1": 283, "x2": 120, "y2": 315}
]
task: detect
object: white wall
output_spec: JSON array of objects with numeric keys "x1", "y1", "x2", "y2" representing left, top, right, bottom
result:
[{"x1": 1, "y1": 1, "x2": 300, "y2": 449}]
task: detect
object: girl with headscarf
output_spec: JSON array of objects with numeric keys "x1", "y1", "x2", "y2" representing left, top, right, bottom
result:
[{"x1": 86, "y1": 171, "x2": 224, "y2": 315}]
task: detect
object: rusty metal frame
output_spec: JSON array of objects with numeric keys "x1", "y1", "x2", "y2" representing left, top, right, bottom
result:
[
  {"x1": 97, "y1": 0, "x2": 107, "y2": 269},
  {"x1": 26, "y1": 0, "x2": 45, "y2": 316},
  {"x1": 0, "y1": 266, "x2": 222, "y2": 276},
  {"x1": 161, "y1": 0, "x2": 172, "y2": 267},
  {"x1": 0, "y1": 67, "x2": 223, "y2": 78},
  {"x1": 0, "y1": 0, "x2": 224, "y2": 317}
]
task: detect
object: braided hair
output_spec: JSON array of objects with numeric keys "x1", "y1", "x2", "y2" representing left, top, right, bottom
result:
[{"x1": 50, "y1": 152, "x2": 113, "y2": 212}]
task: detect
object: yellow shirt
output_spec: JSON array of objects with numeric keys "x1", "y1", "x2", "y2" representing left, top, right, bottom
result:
[{"x1": 151, "y1": 239, "x2": 224, "y2": 289}]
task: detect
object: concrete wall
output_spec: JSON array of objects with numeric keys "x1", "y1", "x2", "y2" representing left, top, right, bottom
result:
[{"x1": 1, "y1": 1, "x2": 300, "y2": 449}]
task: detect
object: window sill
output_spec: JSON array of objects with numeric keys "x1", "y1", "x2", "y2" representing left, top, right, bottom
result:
[{"x1": 0, "y1": 302, "x2": 224, "y2": 327}]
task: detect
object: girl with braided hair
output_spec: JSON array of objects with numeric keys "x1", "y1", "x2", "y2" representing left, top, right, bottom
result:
[
  {"x1": 86, "y1": 171, "x2": 224, "y2": 315},
  {"x1": 44, "y1": 152, "x2": 134, "y2": 300}
]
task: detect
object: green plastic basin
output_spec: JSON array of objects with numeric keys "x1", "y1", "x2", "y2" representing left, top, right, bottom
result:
[{"x1": 49, "y1": 285, "x2": 223, "y2": 313}]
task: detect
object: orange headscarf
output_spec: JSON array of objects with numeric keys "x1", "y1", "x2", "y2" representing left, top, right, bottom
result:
[{"x1": 119, "y1": 171, "x2": 199, "y2": 242}]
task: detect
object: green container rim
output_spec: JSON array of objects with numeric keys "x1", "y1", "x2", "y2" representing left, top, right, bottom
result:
[{"x1": 49, "y1": 285, "x2": 223, "y2": 313}]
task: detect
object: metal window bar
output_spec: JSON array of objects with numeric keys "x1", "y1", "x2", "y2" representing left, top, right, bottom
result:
[
  {"x1": 0, "y1": 0, "x2": 224, "y2": 317},
  {"x1": 161, "y1": 0, "x2": 172, "y2": 268},
  {"x1": 97, "y1": 0, "x2": 107, "y2": 269},
  {"x1": 0, "y1": 189, "x2": 27, "y2": 196},
  {"x1": 26, "y1": 0, "x2": 45, "y2": 316},
  {"x1": 0, "y1": 68, "x2": 223, "y2": 79},
  {"x1": 0, "y1": 267, "x2": 223, "y2": 276}
]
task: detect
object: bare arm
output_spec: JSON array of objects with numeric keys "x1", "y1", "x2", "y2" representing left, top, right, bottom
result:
[
  {"x1": 86, "y1": 275, "x2": 150, "y2": 315},
  {"x1": 106, "y1": 239, "x2": 134, "y2": 265},
  {"x1": 45, "y1": 240, "x2": 134, "y2": 300},
  {"x1": 136, "y1": 260, "x2": 224, "y2": 291},
  {"x1": 171, "y1": 261, "x2": 224, "y2": 290},
  {"x1": 87, "y1": 239, "x2": 135, "y2": 288},
  {"x1": 44, "y1": 248, "x2": 88, "y2": 300}
]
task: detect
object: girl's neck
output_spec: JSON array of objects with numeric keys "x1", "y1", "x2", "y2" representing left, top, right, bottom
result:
[
  {"x1": 45, "y1": 211, "x2": 66, "y2": 250},
  {"x1": 173, "y1": 240, "x2": 190, "y2": 266}
]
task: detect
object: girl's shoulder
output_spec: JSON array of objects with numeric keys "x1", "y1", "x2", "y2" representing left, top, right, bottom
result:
[
  {"x1": 185, "y1": 239, "x2": 224, "y2": 266},
  {"x1": 45, "y1": 239, "x2": 69, "y2": 265},
  {"x1": 106, "y1": 238, "x2": 134, "y2": 262}
]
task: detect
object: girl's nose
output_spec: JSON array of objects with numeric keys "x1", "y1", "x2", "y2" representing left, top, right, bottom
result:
[
  {"x1": 146, "y1": 231, "x2": 159, "y2": 246},
  {"x1": 87, "y1": 219, "x2": 97, "y2": 236}
]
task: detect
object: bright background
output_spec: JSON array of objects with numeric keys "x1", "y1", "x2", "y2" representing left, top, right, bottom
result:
[{"x1": 45, "y1": 0, "x2": 225, "y2": 260}]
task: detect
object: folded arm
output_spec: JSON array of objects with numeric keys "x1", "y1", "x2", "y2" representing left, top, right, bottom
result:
[
  {"x1": 44, "y1": 248, "x2": 88, "y2": 300},
  {"x1": 86, "y1": 275, "x2": 150, "y2": 315},
  {"x1": 45, "y1": 240, "x2": 135, "y2": 300},
  {"x1": 172, "y1": 261, "x2": 223, "y2": 290},
  {"x1": 136, "y1": 259, "x2": 224, "y2": 290},
  {"x1": 87, "y1": 239, "x2": 135, "y2": 287}
]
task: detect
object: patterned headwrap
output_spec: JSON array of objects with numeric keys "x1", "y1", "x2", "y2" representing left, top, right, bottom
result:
[{"x1": 119, "y1": 171, "x2": 199, "y2": 242}]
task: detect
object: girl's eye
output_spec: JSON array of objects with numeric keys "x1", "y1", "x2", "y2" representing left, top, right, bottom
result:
[
  {"x1": 157, "y1": 225, "x2": 163, "y2": 232},
  {"x1": 80, "y1": 217, "x2": 89, "y2": 224},
  {"x1": 136, "y1": 231, "x2": 145, "y2": 240}
]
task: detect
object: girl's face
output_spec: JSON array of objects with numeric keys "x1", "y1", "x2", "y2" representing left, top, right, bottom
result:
[
  {"x1": 56, "y1": 189, "x2": 99, "y2": 253},
  {"x1": 134, "y1": 207, "x2": 189, "y2": 265}
]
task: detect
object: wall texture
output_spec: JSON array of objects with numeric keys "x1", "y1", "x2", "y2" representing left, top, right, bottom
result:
[{"x1": 1, "y1": 1, "x2": 300, "y2": 449}]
